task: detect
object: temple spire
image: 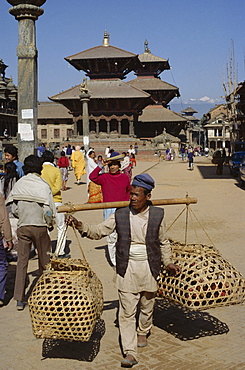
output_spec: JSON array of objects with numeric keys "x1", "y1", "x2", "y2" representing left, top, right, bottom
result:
[
  {"x1": 102, "y1": 30, "x2": 110, "y2": 47},
  {"x1": 144, "y1": 39, "x2": 151, "y2": 54}
]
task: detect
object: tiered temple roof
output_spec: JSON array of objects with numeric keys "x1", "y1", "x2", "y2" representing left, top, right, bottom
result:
[
  {"x1": 50, "y1": 79, "x2": 153, "y2": 115},
  {"x1": 128, "y1": 40, "x2": 180, "y2": 105},
  {"x1": 181, "y1": 106, "x2": 198, "y2": 115},
  {"x1": 65, "y1": 31, "x2": 140, "y2": 80}
]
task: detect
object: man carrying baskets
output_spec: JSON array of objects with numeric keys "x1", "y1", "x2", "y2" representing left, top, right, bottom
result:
[{"x1": 66, "y1": 173, "x2": 180, "y2": 368}]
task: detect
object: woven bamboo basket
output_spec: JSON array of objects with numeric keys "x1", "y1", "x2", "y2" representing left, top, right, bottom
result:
[
  {"x1": 157, "y1": 240, "x2": 245, "y2": 310},
  {"x1": 28, "y1": 258, "x2": 103, "y2": 342}
]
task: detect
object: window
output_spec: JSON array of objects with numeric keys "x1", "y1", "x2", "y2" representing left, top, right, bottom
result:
[
  {"x1": 67, "y1": 129, "x2": 73, "y2": 138},
  {"x1": 54, "y1": 129, "x2": 60, "y2": 139},
  {"x1": 41, "y1": 129, "x2": 47, "y2": 139}
]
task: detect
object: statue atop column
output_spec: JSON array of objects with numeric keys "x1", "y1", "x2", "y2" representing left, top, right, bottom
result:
[{"x1": 79, "y1": 77, "x2": 89, "y2": 95}]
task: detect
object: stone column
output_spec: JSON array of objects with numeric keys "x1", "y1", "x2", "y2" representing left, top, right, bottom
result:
[
  {"x1": 7, "y1": 0, "x2": 46, "y2": 161},
  {"x1": 222, "y1": 123, "x2": 226, "y2": 149},
  {"x1": 118, "y1": 119, "x2": 121, "y2": 138},
  {"x1": 79, "y1": 77, "x2": 90, "y2": 152},
  {"x1": 107, "y1": 120, "x2": 110, "y2": 138},
  {"x1": 80, "y1": 95, "x2": 90, "y2": 153},
  {"x1": 129, "y1": 120, "x2": 134, "y2": 137},
  {"x1": 73, "y1": 116, "x2": 78, "y2": 136},
  {"x1": 95, "y1": 118, "x2": 100, "y2": 137}
]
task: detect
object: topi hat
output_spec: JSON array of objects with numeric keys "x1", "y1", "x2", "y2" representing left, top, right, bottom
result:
[
  {"x1": 106, "y1": 151, "x2": 124, "y2": 161},
  {"x1": 132, "y1": 173, "x2": 155, "y2": 191}
]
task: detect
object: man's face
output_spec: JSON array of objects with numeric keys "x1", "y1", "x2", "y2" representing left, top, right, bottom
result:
[
  {"x1": 130, "y1": 186, "x2": 151, "y2": 213},
  {"x1": 108, "y1": 161, "x2": 120, "y2": 174},
  {"x1": 5, "y1": 152, "x2": 15, "y2": 162}
]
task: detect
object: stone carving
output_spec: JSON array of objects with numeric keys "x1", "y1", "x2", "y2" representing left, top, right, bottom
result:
[{"x1": 79, "y1": 78, "x2": 89, "y2": 95}]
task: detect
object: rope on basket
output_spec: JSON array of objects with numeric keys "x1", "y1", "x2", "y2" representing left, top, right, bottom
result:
[
  {"x1": 48, "y1": 201, "x2": 87, "y2": 261},
  {"x1": 166, "y1": 193, "x2": 215, "y2": 247},
  {"x1": 52, "y1": 212, "x2": 87, "y2": 262},
  {"x1": 71, "y1": 221, "x2": 87, "y2": 262},
  {"x1": 188, "y1": 206, "x2": 216, "y2": 248}
]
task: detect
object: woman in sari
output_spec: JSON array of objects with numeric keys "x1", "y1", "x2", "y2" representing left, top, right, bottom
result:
[
  {"x1": 86, "y1": 149, "x2": 103, "y2": 203},
  {"x1": 70, "y1": 146, "x2": 86, "y2": 184}
]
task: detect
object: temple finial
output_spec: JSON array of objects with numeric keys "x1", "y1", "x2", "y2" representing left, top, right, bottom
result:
[
  {"x1": 103, "y1": 30, "x2": 110, "y2": 47},
  {"x1": 144, "y1": 39, "x2": 151, "y2": 53}
]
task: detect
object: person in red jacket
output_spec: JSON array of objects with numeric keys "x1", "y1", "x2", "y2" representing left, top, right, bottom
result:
[
  {"x1": 89, "y1": 151, "x2": 130, "y2": 267},
  {"x1": 57, "y1": 151, "x2": 69, "y2": 191}
]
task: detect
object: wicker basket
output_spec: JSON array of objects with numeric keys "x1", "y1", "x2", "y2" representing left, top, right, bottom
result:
[
  {"x1": 158, "y1": 240, "x2": 245, "y2": 310},
  {"x1": 28, "y1": 258, "x2": 103, "y2": 342}
]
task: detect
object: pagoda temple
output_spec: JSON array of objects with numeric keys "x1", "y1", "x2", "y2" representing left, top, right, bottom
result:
[
  {"x1": 181, "y1": 105, "x2": 202, "y2": 145},
  {"x1": 128, "y1": 40, "x2": 180, "y2": 106},
  {"x1": 50, "y1": 32, "x2": 153, "y2": 138},
  {"x1": 128, "y1": 40, "x2": 187, "y2": 137}
]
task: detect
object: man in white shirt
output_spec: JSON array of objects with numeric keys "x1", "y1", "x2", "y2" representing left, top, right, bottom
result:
[
  {"x1": 66, "y1": 173, "x2": 180, "y2": 368},
  {"x1": 128, "y1": 145, "x2": 135, "y2": 155}
]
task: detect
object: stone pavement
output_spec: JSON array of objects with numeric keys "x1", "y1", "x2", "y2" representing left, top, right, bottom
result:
[{"x1": 0, "y1": 156, "x2": 245, "y2": 369}]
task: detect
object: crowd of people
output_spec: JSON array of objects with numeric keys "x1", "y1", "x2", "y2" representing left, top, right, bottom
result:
[
  {"x1": 0, "y1": 142, "x2": 182, "y2": 368},
  {"x1": 0, "y1": 143, "x2": 139, "y2": 308}
]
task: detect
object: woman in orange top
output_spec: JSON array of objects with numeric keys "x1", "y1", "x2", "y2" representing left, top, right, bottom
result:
[{"x1": 70, "y1": 146, "x2": 86, "y2": 184}]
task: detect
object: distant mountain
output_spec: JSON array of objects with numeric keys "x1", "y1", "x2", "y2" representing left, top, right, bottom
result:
[
  {"x1": 170, "y1": 96, "x2": 224, "y2": 119},
  {"x1": 169, "y1": 104, "x2": 212, "y2": 119}
]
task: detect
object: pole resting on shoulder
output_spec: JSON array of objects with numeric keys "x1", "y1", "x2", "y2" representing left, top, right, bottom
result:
[{"x1": 57, "y1": 196, "x2": 198, "y2": 213}]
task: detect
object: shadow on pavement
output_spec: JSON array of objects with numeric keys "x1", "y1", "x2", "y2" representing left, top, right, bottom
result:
[
  {"x1": 154, "y1": 298, "x2": 229, "y2": 340},
  {"x1": 103, "y1": 299, "x2": 118, "y2": 311},
  {"x1": 4, "y1": 263, "x2": 16, "y2": 305},
  {"x1": 234, "y1": 181, "x2": 245, "y2": 191},
  {"x1": 51, "y1": 239, "x2": 72, "y2": 255},
  {"x1": 197, "y1": 165, "x2": 231, "y2": 179},
  {"x1": 42, "y1": 319, "x2": 106, "y2": 362},
  {"x1": 95, "y1": 244, "x2": 114, "y2": 267},
  {"x1": 103, "y1": 300, "x2": 119, "y2": 328}
]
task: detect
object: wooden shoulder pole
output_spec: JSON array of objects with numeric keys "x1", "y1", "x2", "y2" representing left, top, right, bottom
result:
[{"x1": 57, "y1": 196, "x2": 197, "y2": 213}]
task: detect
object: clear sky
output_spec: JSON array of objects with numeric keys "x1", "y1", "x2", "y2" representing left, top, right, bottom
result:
[{"x1": 1, "y1": 0, "x2": 245, "y2": 110}]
